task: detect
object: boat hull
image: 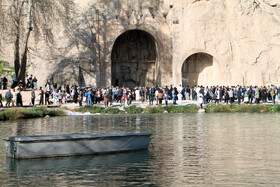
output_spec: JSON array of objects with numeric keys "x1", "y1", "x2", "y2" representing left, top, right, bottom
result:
[{"x1": 5, "y1": 133, "x2": 151, "y2": 159}]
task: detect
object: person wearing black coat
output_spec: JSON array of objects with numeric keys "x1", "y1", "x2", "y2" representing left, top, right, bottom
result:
[
  {"x1": 16, "y1": 91, "x2": 23, "y2": 107},
  {"x1": 237, "y1": 88, "x2": 242, "y2": 105},
  {"x1": 3, "y1": 77, "x2": 8, "y2": 90},
  {"x1": 31, "y1": 89, "x2": 36, "y2": 106},
  {"x1": 0, "y1": 92, "x2": 3, "y2": 107},
  {"x1": 260, "y1": 87, "x2": 267, "y2": 103},
  {"x1": 39, "y1": 87, "x2": 44, "y2": 105}
]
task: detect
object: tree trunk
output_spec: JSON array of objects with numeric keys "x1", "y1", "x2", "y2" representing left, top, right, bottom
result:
[
  {"x1": 14, "y1": 32, "x2": 20, "y2": 78},
  {"x1": 12, "y1": 0, "x2": 20, "y2": 79},
  {"x1": 18, "y1": 0, "x2": 33, "y2": 84}
]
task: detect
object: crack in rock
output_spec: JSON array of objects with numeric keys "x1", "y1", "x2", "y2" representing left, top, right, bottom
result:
[{"x1": 254, "y1": 50, "x2": 266, "y2": 64}]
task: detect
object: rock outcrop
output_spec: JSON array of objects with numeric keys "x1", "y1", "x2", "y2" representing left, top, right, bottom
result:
[{"x1": 1, "y1": 0, "x2": 279, "y2": 87}]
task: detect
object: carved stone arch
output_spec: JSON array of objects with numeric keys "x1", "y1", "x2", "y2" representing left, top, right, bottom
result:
[
  {"x1": 110, "y1": 28, "x2": 162, "y2": 87},
  {"x1": 180, "y1": 52, "x2": 220, "y2": 87}
]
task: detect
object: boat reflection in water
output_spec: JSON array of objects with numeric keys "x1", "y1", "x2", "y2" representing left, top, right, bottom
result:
[{"x1": 6, "y1": 150, "x2": 149, "y2": 172}]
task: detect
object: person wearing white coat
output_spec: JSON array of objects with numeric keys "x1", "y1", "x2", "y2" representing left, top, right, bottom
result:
[
  {"x1": 198, "y1": 90, "x2": 204, "y2": 109},
  {"x1": 215, "y1": 88, "x2": 220, "y2": 104},
  {"x1": 51, "y1": 90, "x2": 57, "y2": 105},
  {"x1": 177, "y1": 92, "x2": 183, "y2": 105},
  {"x1": 135, "y1": 89, "x2": 140, "y2": 101}
]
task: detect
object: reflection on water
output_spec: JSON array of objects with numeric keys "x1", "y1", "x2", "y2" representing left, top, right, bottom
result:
[
  {"x1": 6, "y1": 150, "x2": 149, "y2": 172},
  {"x1": 1, "y1": 113, "x2": 280, "y2": 186}
]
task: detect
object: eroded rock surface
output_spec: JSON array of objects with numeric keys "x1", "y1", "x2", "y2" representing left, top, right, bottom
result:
[{"x1": 1, "y1": 0, "x2": 279, "y2": 87}]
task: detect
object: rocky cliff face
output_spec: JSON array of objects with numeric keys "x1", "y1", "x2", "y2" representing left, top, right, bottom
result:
[
  {"x1": 1, "y1": 0, "x2": 279, "y2": 87},
  {"x1": 173, "y1": 0, "x2": 280, "y2": 86}
]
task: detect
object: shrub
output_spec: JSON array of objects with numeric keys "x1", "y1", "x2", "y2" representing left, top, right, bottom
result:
[
  {"x1": 143, "y1": 106, "x2": 165, "y2": 114},
  {"x1": 205, "y1": 104, "x2": 271, "y2": 113},
  {"x1": 0, "y1": 60, "x2": 15, "y2": 79},
  {"x1": 78, "y1": 105, "x2": 126, "y2": 114},
  {"x1": 0, "y1": 107, "x2": 65, "y2": 121},
  {"x1": 164, "y1": 105, "x2": 200, "y2": 113},
  {"x1": 105, "y1": 107, "x2": 124, "y2": 114},
  {"x1": 124, "y1": 105, "x2": 143, "y2": 114},
  {"x1": 231, "y1": 105, "x2": 250, "y2": 112},
  {"x1": 205, "y1": 104, "x2": 232, "y2": 113},
  {"x1": 78, "y1": 106, "x2": 105, "y2": 114},
  {"x1": 248, "y1": 105, "x2": 268, "y2": 113},
  {"x1": 268, "y1": 105, "x2": 280, "y2": 112}
]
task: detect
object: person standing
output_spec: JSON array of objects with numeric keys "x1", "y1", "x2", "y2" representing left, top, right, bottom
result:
[
  {"x1": 255, "y1": 88, "x2": 260, "y2": 104},
  {"x1": 51, "y1": 90, "x2": 57, "y2": 105},
  {"x1": 224, "y1": 88, "x2": 229, "y2": 104},
  {"x1": 155, "y1": 89, "x2": 159, "y2": 105},
  {"x1": 108, "y1": 88, "x2": 113, "y2": 107},
  {"x1": 28, "y1": 75, "x2": 33, "y2": 88},
  {"x1": 140, "y1": 88, "x2": 145, "y2": 104},
  {"x1": 45, "y1": 83, "x2": 50, "y2": 93},
  {"x1": 177, "y1": 85, "x2": 183, "y2": 95},
  {"x1": 18, "y1": 80, "x2": 23, "y2": 90},
  {"x1": 198, "y1": 90, "x2": 204, "y2": 109},
  {"x1": 135, "y1": 88, "x2": 140, "y2": 101},
  {"x1": 45, "y1": 91, "x2": 50, "y2": 105},
  {"x1": 177, "y1": 91, "x2": 183, "y2": 105},
  {"x1": 39, "y1": 87, "x2": 44, "y2": 105},
  {"x1": 73, "y1": 84, "x2": 78, "y2": 103},
  {"x1": 248, "y1": 86, "x2": 254, "y2": 104},
  {"x1": 5, "y1": 89, "x2": 12, "y2": 107},
  {"x1": 229, "y1": 88, "x2": 234, "y2": 104},
  {"x1": 165, "y1": 91, "x2": 169, "y2": 105},
  {"x1": 0, "y1": 77, "x2": 2, "y2": 89},
  {"x1": 57, "y1": 90, "x2": 63, "y2": 105},
  {"x1": 149, "y1": 88, "x2": 154, "y2": 105},
  {"x1": 172, "y1": 89, "x2": 176, "y2": 105},
  {"x1": 31, "y1": 89, "x2": 35, "y2": 106},
  {"x1": 244, "y1": 90, "x2": 249, "y2": 104},
  {"x1": 127, "y1": 90, "x2": 132, "y2": 106},
  {"x1": 16, "y1": 90, "x2": 23, "y2": 107},
  {"x1": 121, "y1": 93, "x2": 127, "y2": 108},
  {"x1": 96, "y1": 88, "x2": 101, "y2": 103},
  {"x1": 158, "y1": 91, "x2": 164, "y2": 105},
  {"x1": 271, "y1": 87, "x2": 276, "y2": 104},
  {"x1": 86, "y1": 89, "x2": 93, "y2": 105},
  {"x1": 79, "y1": 90, "x2": 83, "y2": 106},
  {"x1": 237, "y1": 88, "x2": 242, "y2": 105},
  {"x1": 261, "y1": 87, "x2": 267, "y2": 103},
  {"x1": 12, "y1": 89, "x2": 16, "y2": 107},
  {"x1": 0, "y1": 92, "x2": 3, "y2": 107},
  {"x1": 219, "y1": 87, "x2": 223, "y2": 103},
  {"x1": 3, "y1": 77, "x2": 8, "y2": 90},
  {"x1": 145, "y1": 87, "x2": 149, "y2": 102},
  {"x1": 214, "y1": 87, "x2": 218, "y2": 104},
  {"x1": 117, "y1": 88, "x2": 123, "y2": 103},
  {"x1": 104, "y1": 90, "x2": 109, "y2": 108},
  {"x1": 185, "y1": 86, "x2": 190, "y2": 100},
  {"x1": 12, "y1": 76, "x2": 17, "y2": 88},
  {"x1": 32, "y1": 77, "x2": 37, "y2": 89}
]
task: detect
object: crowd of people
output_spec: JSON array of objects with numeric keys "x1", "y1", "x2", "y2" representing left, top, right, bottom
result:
[
  {"x1": 31, "y1": 83, "x2": 280, "y2": 108},
  {"x1": 0, "y1": 74, "x2": 38, "y2": 90},
  {"x1": 0, "y1": 74, "x2": 37, "y2": 107},
  {"x1": 1, "y1": 78, "x2": 280, "y2": 109},
  {"x1": 0, "y1": 88, "x2": 23, "y2": 107}
]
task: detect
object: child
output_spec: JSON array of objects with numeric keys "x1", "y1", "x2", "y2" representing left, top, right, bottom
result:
[{"x1": 121, "y1": 93, "x2": 127, "y2": 108}]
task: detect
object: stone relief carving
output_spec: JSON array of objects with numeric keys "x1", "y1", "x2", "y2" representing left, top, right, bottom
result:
[
  {"x1": 112, "y1": 30, "x2": 156, "y2": 63},
  {"x1": 112, "y1": 30, "x2": 157, "y2": 87}
]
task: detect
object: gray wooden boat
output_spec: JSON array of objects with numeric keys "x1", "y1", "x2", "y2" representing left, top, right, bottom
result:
[{"x1": 5, "y1": 132, "x2": 151, "y2": 159}]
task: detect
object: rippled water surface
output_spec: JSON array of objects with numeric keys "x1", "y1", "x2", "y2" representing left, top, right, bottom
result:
[{"x1": 1, "y1": 113, "x2": 280, "y2": 186}]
